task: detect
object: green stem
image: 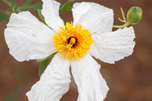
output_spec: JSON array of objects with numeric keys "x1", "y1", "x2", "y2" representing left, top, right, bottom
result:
[
  {"x1": 2, "y1": 0, "x2": 11, "y2": 7},
  {"x1": 113, "y1": 22, "x2": 130, "y2": 28}
]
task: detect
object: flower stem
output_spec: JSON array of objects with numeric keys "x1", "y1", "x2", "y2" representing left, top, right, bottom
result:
[{"x1": 113, "y1": 22, "x2": 130, "y2": 28}]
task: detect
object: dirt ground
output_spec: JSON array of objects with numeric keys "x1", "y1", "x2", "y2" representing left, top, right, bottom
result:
[{"x1": 0, "y1": 0, "x2": 152, "y2": 101}]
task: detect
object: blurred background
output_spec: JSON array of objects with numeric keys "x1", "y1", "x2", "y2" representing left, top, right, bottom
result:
[{"x1": 0, "y1": 0, "x2": 152, "y2": 101}]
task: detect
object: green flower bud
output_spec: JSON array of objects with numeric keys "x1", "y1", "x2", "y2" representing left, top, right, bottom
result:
[{"x1": 127, "y1": 6, "x2": 143, "y2": 24}]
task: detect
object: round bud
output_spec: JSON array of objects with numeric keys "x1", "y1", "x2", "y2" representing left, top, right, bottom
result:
[{"x1": 127, "y1": 6, "x2": 143, "y2": 24}]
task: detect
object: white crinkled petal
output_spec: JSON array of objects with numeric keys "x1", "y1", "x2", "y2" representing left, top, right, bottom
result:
[
  {"x1": 26, "y1": 54, "x2": 71, "y2": 101},
  {"x1": 89, "y1": 26, "x2": 135, "y2": 64},
  {"x1": 71, "y1": 54, "x2": 109, "y2": 101},
  {"x1": 72, "y1": 2, "x2": 114, "y2": 34},
  {"x1": 4, "y1": 11, "x2": 56, "y2": 62},
  {"x1": 42, "y1": 0, "x2": 64, "y2": 31}
]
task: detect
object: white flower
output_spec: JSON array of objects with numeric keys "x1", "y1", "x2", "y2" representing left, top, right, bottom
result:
[{"x1": 4, "y1": 0, "x2": 135, "y2": 101}]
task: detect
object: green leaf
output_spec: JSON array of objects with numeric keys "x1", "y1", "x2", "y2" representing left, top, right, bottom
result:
[
  {"x1": 22, "y1": 0, "x2": 33, "y2": 8},
  {"x1": 37, "y1": 9, "x2": 54, "y2": 30},
  {"x1": 11, "y1": 0, "x2": 17, "y2": 7},
  {"x1": 2, "y1": 0, "x2": 11, "y2": 7},
  {"x1": 21, "y1": 2, "x2": 42, "y2": 10},
  {"x1": 0, "y1": 12, "x2": 9, "y2": 23},
  {"x1": 37, "y1": 52, "x2": 57, "y2": 62},
  {"x1": 39, "y1": 58, "x2": 49, "y2": 77},
  {"x1": 4, "y1": 87, "x2": 21, "y2": 101},
  {"x1": 5, "y1": 97, "x2": 15, "y2": 101},
  {"x1": 59, "y1": 0, "x2": 74, "y2": 14},
  {"x1": 11, "y1": 0, "x2": 17, "y2": 12},
  {"x1": 26, "y1": 2, "x2": 42, "y2": 10},
  {"x1": 64, "y1": 21, "x2": 66, "y2": 25},
  {"x1": 37, "y1": 9, "x2": 45, "y2": 23},
  {"x1": 38, "y1": 52, "x2": 57, "y2": 77}
]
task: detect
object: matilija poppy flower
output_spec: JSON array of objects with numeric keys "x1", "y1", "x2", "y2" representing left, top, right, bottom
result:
[{"x1": 4, "y1": 0, "x2": 135, "y2": 101}]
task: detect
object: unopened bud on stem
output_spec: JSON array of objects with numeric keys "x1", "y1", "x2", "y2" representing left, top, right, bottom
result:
[{"x1": 127, "y1": 6, "x2": 143, "y2": 25}]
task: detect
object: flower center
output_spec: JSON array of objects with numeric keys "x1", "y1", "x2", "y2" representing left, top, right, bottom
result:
[
  {"x1": 52, "y1": 22, "x2": 93, "y2": 60},
  {"x1": 68, "y1": 37, "x2": 77, "y2": 47}
]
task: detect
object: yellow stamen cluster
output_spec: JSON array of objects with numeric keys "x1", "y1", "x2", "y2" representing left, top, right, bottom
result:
[{"x1": 52, "y1": 22, "x2": 93, "y2": 60}]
